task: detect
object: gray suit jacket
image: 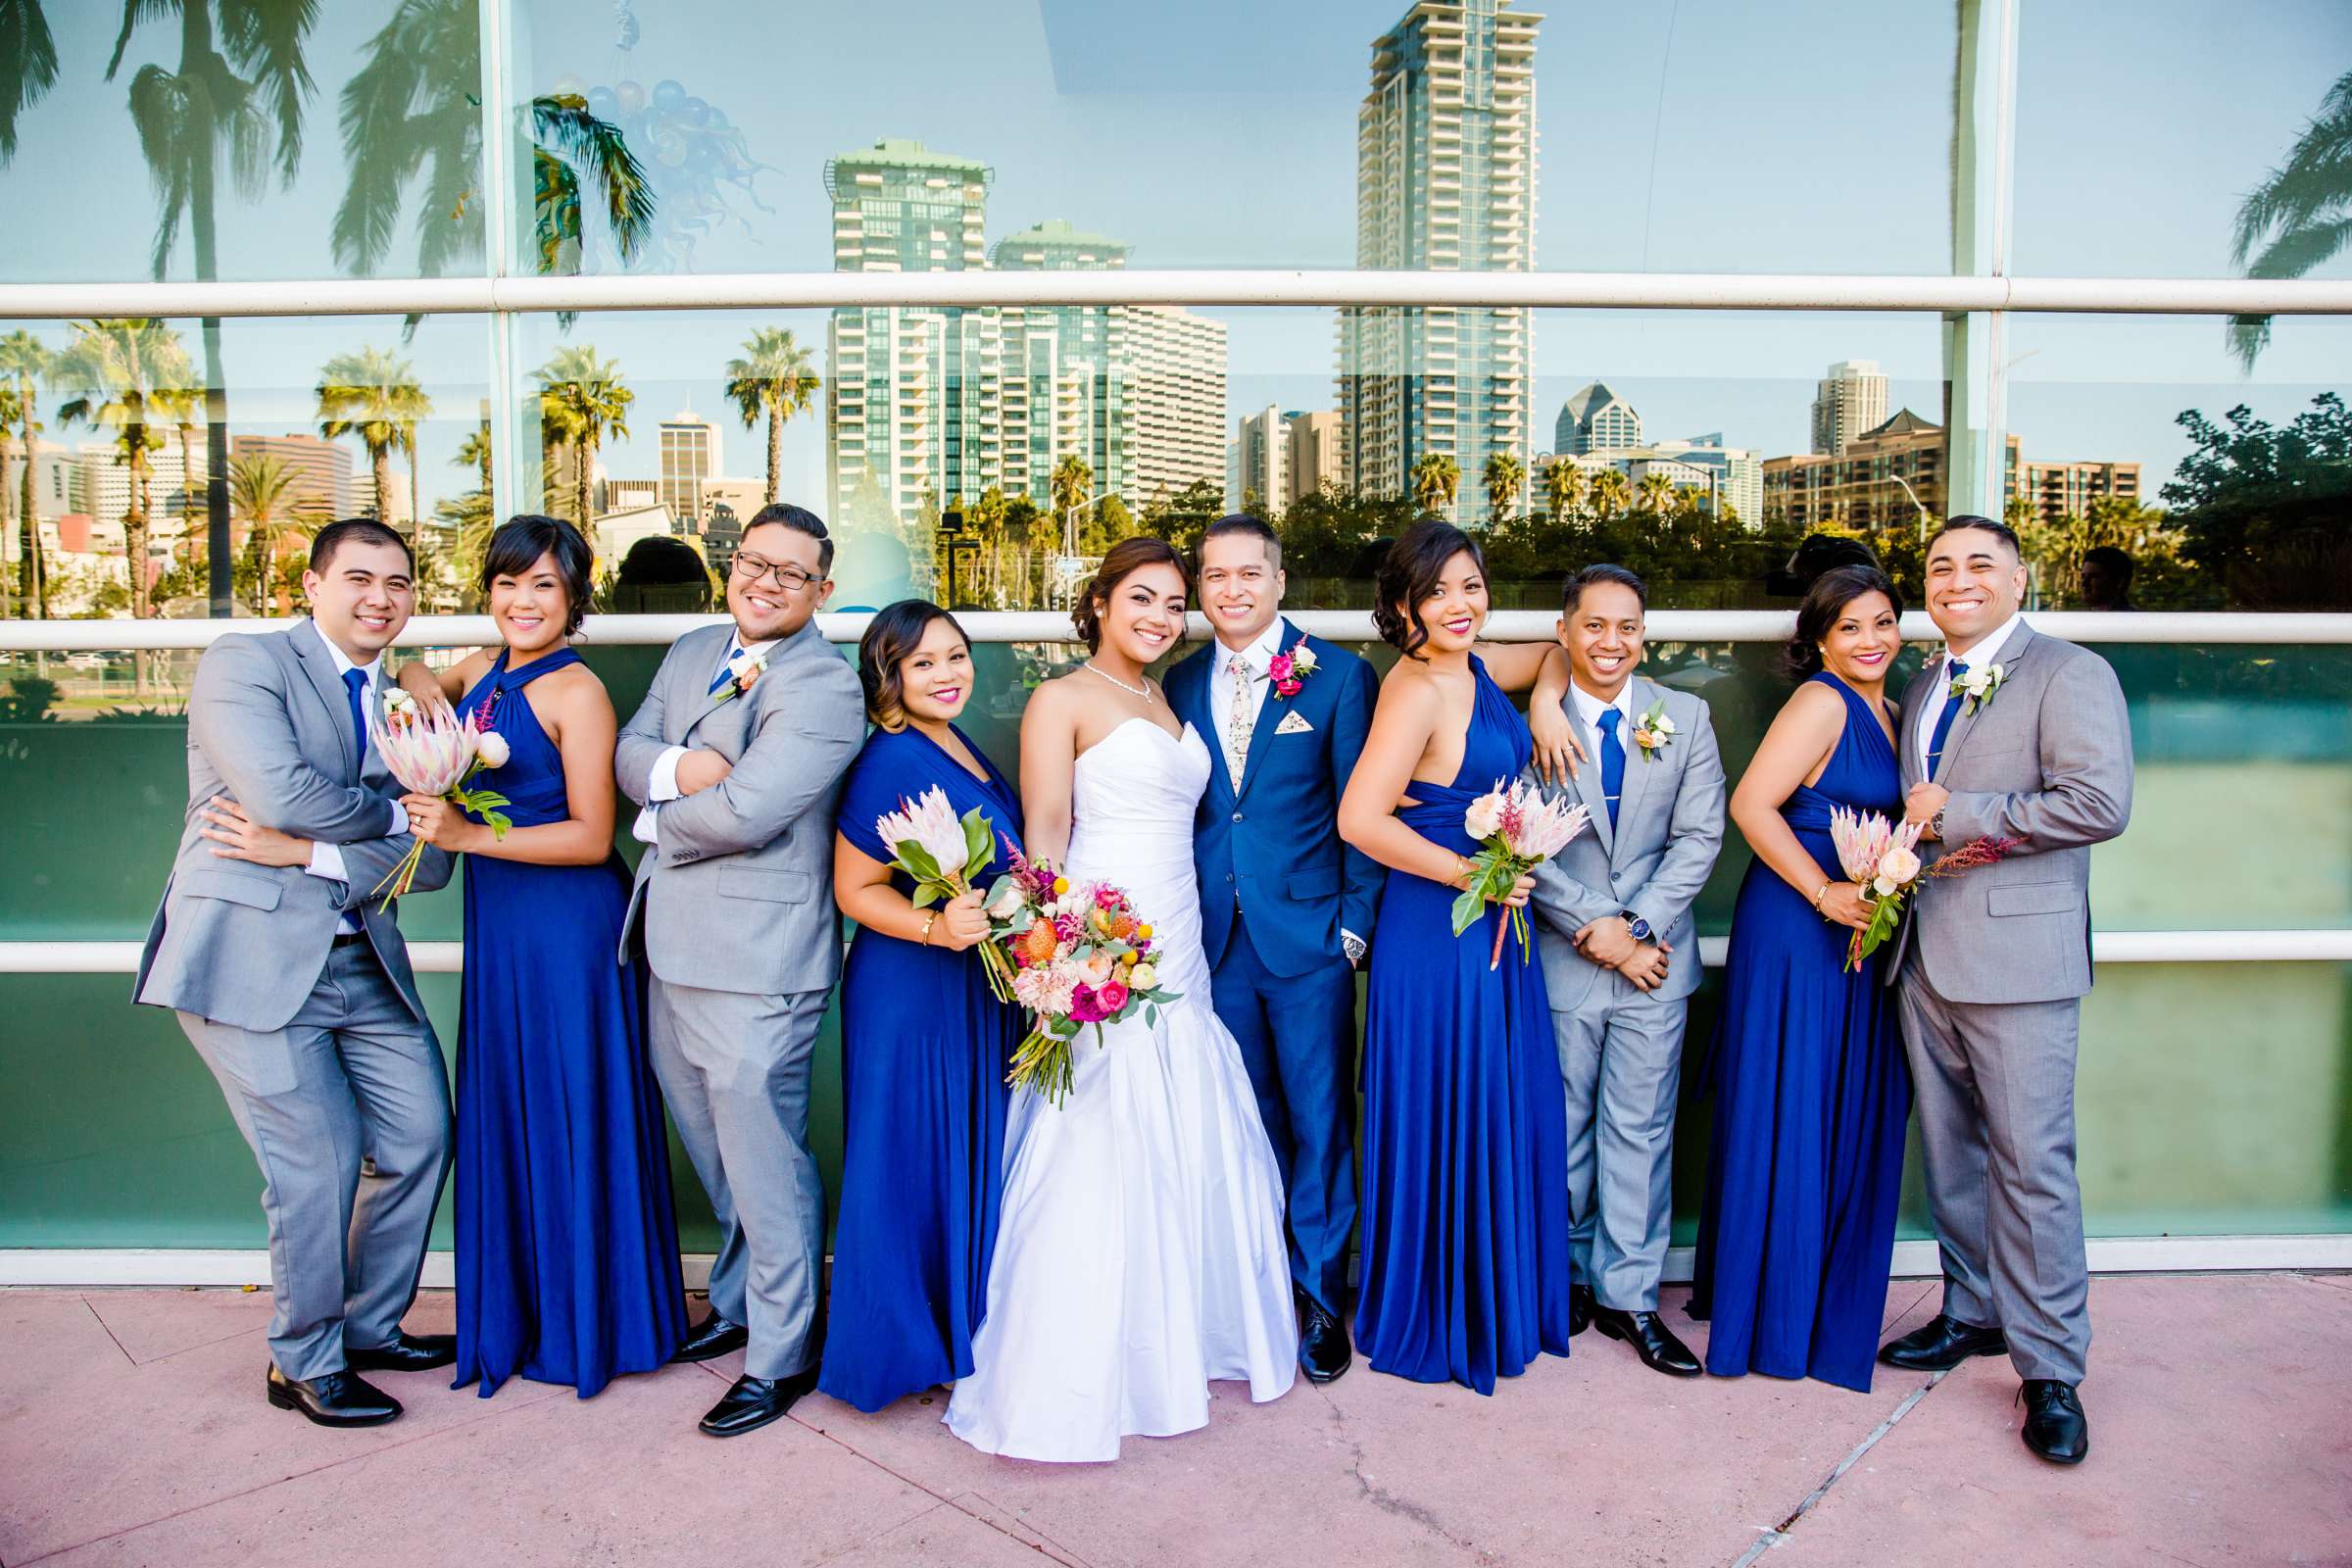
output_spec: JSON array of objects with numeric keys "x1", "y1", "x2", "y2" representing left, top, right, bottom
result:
[
  {"x1": 615, "y1": 618, "x2": 864, "y2": 997},
  {"x1": 134, "y1": 620, "x2": 451, "y2": 1033},
  {"x1": 1893, "y1": 622, "x2": 2133, "y2": 1004},
  {"x1": 1525, "y1": 677, "x2": 1727, "y2": 1008}
]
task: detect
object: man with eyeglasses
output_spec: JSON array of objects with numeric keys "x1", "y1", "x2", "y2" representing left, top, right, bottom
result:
[{"x1": 616, "y1": 503, "x2": 865, "y2": 1438}]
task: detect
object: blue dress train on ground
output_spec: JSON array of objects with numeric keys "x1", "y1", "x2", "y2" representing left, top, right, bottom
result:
[
  {"x1": 817, "y1": 724, "x2": 1025, "y2": 1413},
  {"x1": 1690, "y1": 670, "x2": 1911, "y2": 1393},
  {"x1": 1355, "y1": 656, "x2": 1576, "y2": 1395},
  {"x1": 451, "y1": 646, "x2": 686, "y2": 1398}
]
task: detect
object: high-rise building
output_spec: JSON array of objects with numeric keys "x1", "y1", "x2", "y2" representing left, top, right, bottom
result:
[
  {"x1": 74, "y1": 440, "x2": 207, "y2": 540},
  {"x1": 1768, "y1": 409, "x2": 2000, "y2": 528},
  {"x1": 1230, "y1": 405, "x2": 1288, "y2": 513},
  {"x1": 230, "y1": 434, "x2": 355, "y2": 523},
  {"x1": 1129, "y1": 306, "x2": 1228, "y2": 506},
  {"x1": 1555, "y1": 382, "x2": 1642, "y2": 456},
  {"x1": 1285, "y1": 410, "x2": 1343, "y2": 508},
  {"x1": 1648, "y1": 432, "x2": 1764, "y2": 523},
  {"x1": 658, "y1": 409, "x2": 723, "y2": 523},
  {"x1": 1339, "y1": 0, "x2": 1542, "y2": 524},
  {"x1": 2020, "y1": 459, "x2": 2142, "y2": 526},
  {"x1": 1810, "y1": 360, "x2": 1889, "y2": 456},
  {"x1": 993, "y1": 220, "x2": 1132, "y2": 511},
  {"x1": 824, "y1": 139, "x2": 1000, "y2": 529}
]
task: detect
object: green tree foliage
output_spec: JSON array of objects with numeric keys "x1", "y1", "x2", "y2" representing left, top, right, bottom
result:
[{"x1": 2160, "y1": 393, "x2": 2352, "y2": 608}]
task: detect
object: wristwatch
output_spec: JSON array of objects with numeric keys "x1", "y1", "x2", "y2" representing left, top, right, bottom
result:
[
  {"x1": 1620, "y1": 909, "x2": 1652, "y2": 943},
  {"x1": 1928, "y1": 808, "x2": 1946, "y2": 840},
  {"x1": 1341, "y1": 930, "x2": 1368, "y2": 965}
]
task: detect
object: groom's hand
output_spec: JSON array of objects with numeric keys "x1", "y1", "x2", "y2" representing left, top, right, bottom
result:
[
  {"x1": 198, "y1": 797, "x2": 312, "y2": 868},
  {"x1": 675, "y1": 749, "x2": 733, "y2": 796},
  {"x1": 1905, "y1": 781, "x2": 1948, "y2": 837},
  {"x1": 1573, "y1": 915, "x2": 1638, "y2": 967},
  {"x1": 1617, "y1": 942, "x2": 1671, "y2": 991}
]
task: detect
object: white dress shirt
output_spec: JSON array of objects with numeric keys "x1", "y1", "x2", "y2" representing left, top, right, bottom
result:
[
  {"x1": 1206, "y1": 619, "x2": 1288, "y2": 748},
  {"x1": 1567, "y1": 676, "x2": 1639, "y2": 780},
  {"x1": 1915, "y1": 609, "x2": 2023, "y2": 762},
  {"x1": 633, "y1": 632, "x2": 773, "y2": 845},
  {"x1": 301, "y1": 624, "x2": 410, "y2": 931}
]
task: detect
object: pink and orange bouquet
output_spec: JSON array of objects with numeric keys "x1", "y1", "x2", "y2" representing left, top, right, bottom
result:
[
  {"x1": 1828, "y1": 807, "x2": 2017, "y2": 971},
  {"x1": 1454, "y1": 778, "x2": 1592, "y2": 970},
  {"x1": 367, "y1": 693, "x2": 512, "y2": 905},
  {"x1": 984, "y1": 845, "x2": 1182, "y2": 1107},
  {"x1": 873, "y1": 785, "x2": 1015, "y2": 1000}
]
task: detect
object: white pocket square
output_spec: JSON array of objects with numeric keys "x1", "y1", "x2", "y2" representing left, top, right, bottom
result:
[{"x1": 1274, "y1": 710, "x2": 1314, "y2": 735}]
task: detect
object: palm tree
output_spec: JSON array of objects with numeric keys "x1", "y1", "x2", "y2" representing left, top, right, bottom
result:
[
  {"x1": 334, "y1": 1, "x2": 650, "y2": 285},
  {"x1": 228, "y1": 451, "x2": 309, "y2": 612},
  {"x1": 1409, "y1": 452, "x2": 1460, "y2": 517},
  {"x1": 1637, "y1": 470, "x2": 1676, "y2": 514},
  {"x1": 54, "y1": 318, "x2": 196, "y2": 622},
  {"x1": 2228, "y1": 71, "x2": 2352, "y2": 369},
  {"x1": 724, "y1": 328, "x2": 820, "y2": 505},
  {"x1": 1588, "y1": 466, "x2": 1632, "y2": 520},
  {"x1": 0, "y1": 328, "x2": 53, "y2": 614},
  {"x1": 108, "y1": 0, "x2": 320, "y2": 615},
  {"x1": 316, "y1": 346, "x2": 431, "y2": 552},
  {"x1": 535, "y1": 344, "x2": 632, "y2": 529},
  {"x1": 1050, "y1": 453, "x2": 1094, "y2": 554},
  {"x1": 1543, "y1": 459, "x2": 1582, "y2": 524},
  {"x1": 0, "y1": 0, "x2": 58, "y2": 164},
  {"x1": 1483, "y1": 451, "x2": 1526, "y2": 525}
]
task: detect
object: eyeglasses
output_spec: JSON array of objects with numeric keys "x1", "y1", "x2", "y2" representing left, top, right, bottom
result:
[{"x1": 732, "y1": 553, "x2": 822, "y2": 595}]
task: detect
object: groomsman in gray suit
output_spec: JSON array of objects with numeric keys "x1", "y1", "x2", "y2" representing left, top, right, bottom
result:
[
  {"x1": 1880, "y1": 515, "x2": 2132, "y2": 1466},
  {"x1": 617, "y1": 503, "x2": 864, "y2": 1438},
  {"x1": 1526, "y1": 565, "x2": 1725, "y2": 1377},
  {"x1": 136, "y1": 518, "x2": 456, "y2": 1428}
]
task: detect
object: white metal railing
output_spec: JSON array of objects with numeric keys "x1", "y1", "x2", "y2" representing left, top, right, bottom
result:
[
  {"x1": 4, "y1": 610, "x2": 2351, "y2": 652},
  {"x1": 4, "y1": 270, "x2": 2352, "y2": 320}
]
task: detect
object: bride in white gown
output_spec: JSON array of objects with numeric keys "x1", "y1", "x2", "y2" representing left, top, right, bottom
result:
[{"x1": 947, "y1": 540, "x2": 1298, "y2": 1462}]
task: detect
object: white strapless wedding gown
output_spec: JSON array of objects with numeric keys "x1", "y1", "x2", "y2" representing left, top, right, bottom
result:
[{"x1": 946, "y1": 718, "x2": 1298, "y2": 1461}]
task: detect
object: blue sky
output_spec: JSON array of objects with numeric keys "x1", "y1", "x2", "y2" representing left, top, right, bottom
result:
[{"x1": 3, "y1": 0, "x2": 2345, "y2": 515}]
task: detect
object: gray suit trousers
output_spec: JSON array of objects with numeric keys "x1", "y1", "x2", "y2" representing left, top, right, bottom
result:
[
  {"x1": 650, "y1": 978, "x2": 827, "y2": 1381},
  {"x1": 1553, "y1": 973, "x2": 1689, "y2": 1311},
  {"x1": 1897, "y1": 965, "x2": 2090, "y2": 1384},
  {"x1": 178, "y1": 942, "x2": 451, "y2": 1381}
]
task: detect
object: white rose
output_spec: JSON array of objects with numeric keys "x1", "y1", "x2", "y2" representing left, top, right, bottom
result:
[
  {"x1": 1878, "y1": 843, "x2": 1922, "y2": 885},
  {"x1": 1291, "y1": 645, "x2": 1317, "y2": 672},
  {"x1": 1653, "y1": 712, "x2": 1676, "y2": 736},
  {"x1": 1872, "y1": 872, "x2": 1898, "y2": 898},
  {"x1": 1128, "y1": 961, "x2": 1157, "y2": 991},
  {"x1": 383, "y1": 687, "x2": 416, "y2": 717},
  {"x1": 1462, "y1": 794, "x2": 1505, "y2": 842},
  {"x1": 984, "y1": 880, "x2": 1027, "y2": 919},
  {"x1": 474, "y1": 730, "x2": 512, "y2": 769}
]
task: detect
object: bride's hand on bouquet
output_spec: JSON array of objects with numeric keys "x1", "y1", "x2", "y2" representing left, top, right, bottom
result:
[
  {"x1": 932, "y1": 889, "x2": 991, "y2": 952},
  {"x1": 1817, "y1": 880, "x2": 1872, "y2": 931},
  {"x1": 402, "y1": 793, "x2": 471, "y2": 851}
]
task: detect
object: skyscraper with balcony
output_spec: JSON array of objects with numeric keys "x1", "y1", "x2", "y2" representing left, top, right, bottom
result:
[
  {"x1": 1810, "y1": 360, "x2": 1889, "y2": 456},
  {"x1": 992, "y1": 220, "x2": 1132, "y2": 511},
  {"x1": 1129, "y1": 306, "x2": 1229, "y2": 506},
  {"x1": 824, "y1": 139, "x2": 1001, "y2": 529},
  {"x1": 1340, "y1": 0, "x2": 1542, "y2": 524}
]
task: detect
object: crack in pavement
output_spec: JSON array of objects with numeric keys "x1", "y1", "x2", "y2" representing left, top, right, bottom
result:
[
  {"x1": 1317, "y1": 1382, "x2": 1490, "y2": 1562},
  {"x1": 1725, "y1": 1368, "x2": 1952, "y2": 1568}
]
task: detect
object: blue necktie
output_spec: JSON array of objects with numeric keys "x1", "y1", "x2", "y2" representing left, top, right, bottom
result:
[
  {"x1": 1926, "y1": 659, "x2": 1968, "y2": 777},
  {"x1": 708, "y1": 639, "x2": 740, "y2": 695},
  {"x1": 1596, "y1": 708, "x2": 1625, "y2": 830},
  {"x1": 343, "y1": 667, "x2": 369, "y2": 761}
]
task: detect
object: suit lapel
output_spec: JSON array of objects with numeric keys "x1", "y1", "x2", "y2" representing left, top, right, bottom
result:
[
  {"x1": 1166, "y1": 649, "x2": 1225, "y2": 804},
  {"x1": 679, "y1": 625, "x2": 752, "y2": 745},
  {"x1": 1565, "y1": 691, "x2": 1616, "y2": 857},
  {"x1": 1610, "y1": 678, "x2": 1659, "y2": 864},
  {"x1": 1931, "y1": 623, "x2": 2035, "y2": 785},
  {"x1": 289, "y1": 620, "x2": 362, "y2": 780},
  {"x1": 1232, "y1": 619, "x2": 1298, "y2": 804}
]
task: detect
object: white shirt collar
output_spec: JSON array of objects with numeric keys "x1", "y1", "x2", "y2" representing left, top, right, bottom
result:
[
  {"x1": 1216, "y1": 618, "x2": 1288, "y2": 676},
  {"x1": 1940, "y1": 610, "x2": 2023, "y2": 674},
  {"x1": 310, "y1": 620, "x2": 382, "y2": 686},
  {"x1": 1568, "y1": 676, "x2": 1636, "y2": 731}
]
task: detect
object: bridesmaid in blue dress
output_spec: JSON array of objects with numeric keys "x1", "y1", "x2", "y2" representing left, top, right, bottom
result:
[
  {"x1": 1338, "y1": 522, "x2": 1576, "y2": 1395},
  {"x1": 818, "y1": 601, "x2": 1025, "y2": 1412},
  {"x1": 1690, "y1": 564, "x2": 1912, "y2": 1392},
  {"x1": 398, "y1": 515, "x2": 685, "y2": 1397}
]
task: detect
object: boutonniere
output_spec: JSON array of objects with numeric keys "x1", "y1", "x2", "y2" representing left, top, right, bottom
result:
[
  {"x1": 381, "y1": 687, "x2": 418, "y2": 728},
  {"x1": 1266, "y1": 637, "x2": 1318, "y2": 701},
  {"x1": 1949, "y1": 661, "x2": 2005, "y2": 714},
  {"x1": 1632, "y1": 697, "x2": 1676, "y2": 760},
  {"x1": 714, "y1": 646, "x2": 769, "y2": 705}
]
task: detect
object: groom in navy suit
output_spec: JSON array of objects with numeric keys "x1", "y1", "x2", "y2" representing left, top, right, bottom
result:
[{"x1": 1165, "y1": 514, "x2": 1383, "y2": 1384}]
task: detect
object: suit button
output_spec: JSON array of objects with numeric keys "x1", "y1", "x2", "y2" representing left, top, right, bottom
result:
[
  {"x1": 1225, "y1": 872, "x2": 1234, "y2": 883},
  {"x1": 1232, "y1": 811, "x2": 1244, "y2": 822}
]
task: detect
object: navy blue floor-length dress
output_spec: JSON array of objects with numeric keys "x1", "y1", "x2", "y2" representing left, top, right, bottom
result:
[
  {"x1": 1690, "y1": 670, "x2": 1911, "y2": 1393},
  {"x1": 451, "y1": 647, "x2": 686, "y2": 1398},
  {"x1": 1356, "y1": 657, "x2": 1575, "y2": 1395},
  {"x1": 817, "y1": 724, "x2": 1024, "y2": 1413}
]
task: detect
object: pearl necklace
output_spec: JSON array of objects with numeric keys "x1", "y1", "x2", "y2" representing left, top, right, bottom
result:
[{"x1": 1083, "y1": 662, "x2": 1153, "y2": 702}]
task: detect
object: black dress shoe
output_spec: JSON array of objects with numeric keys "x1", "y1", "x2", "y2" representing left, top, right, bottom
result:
[
  {"x1": 671, "y1": 1312, "x2": 749, "y2": 1363},
  {"x1": 1295, "y1": 1285, "x2": 1352, "y2": 1384},
  {"x1": 698, "y1": 1368, "x2": 818, "y2": 1438},
  {"x1": 1879, "y1": 1313, "x2": 2008, "y2": 1372},
  {"x1": 267, "y1": 1364, "x2": 401, "y2": 1427},
  {"x1": 345, "y1": 1332, "x2": 457, "y2": 1373},
  {"x1": 1592, "y1": 1304, "x2": 1701, "y2": 1377},
  {"x1": 1568, "y1": 1284, "x2": 1594, "y2": 1338},
  {"x1": 2021, "y1": 1380, "x2": 2088, "y2": 1464}
]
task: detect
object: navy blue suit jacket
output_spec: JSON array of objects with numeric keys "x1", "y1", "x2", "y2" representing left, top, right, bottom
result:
[{"x1": 1164, "y1": 618, "x2": 1385, "y2": 978}]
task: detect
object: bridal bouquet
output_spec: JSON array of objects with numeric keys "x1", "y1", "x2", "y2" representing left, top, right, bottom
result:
[
  {"x1": 1828, "y1": 807, "x2": 2018, "y2": 972},
  {"x1": 368, "y1": 693, "x2": 512, "y2": 904},
  {"x1": 1455, "y1": 778, "x2": 1592, "y2": 970},
  {"x1": 985, "y1": 845, "x2": 1182, "y2": 1107},
  {"x1": 873, "y1": 785, "x2": 1015, "y2": 1000}
]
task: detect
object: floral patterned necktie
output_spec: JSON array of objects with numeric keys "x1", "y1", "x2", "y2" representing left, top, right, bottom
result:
[{"x1": 1225, "y1": 653, "x2": 1255, "y2": 782}]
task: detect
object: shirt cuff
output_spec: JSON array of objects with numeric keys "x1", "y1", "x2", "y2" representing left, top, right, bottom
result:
[
  {"x1": 306, "y1": 839, "x2": 348, "y2": 883},
  {"x1": 648, "y1": 745, "x2": 688, "y2": 803},
  {"x1": 387, "y1": 800, "x2": 410, "y2": 837},
  {"x1": 632, "y1": 803, "x2": 661, "y2": 846}
]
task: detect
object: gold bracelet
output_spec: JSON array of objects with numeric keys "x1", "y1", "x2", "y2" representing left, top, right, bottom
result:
[
  {"x1": 1810, "y1": 881, "x2": 1833, "y2": 911},
  {"x1": 919, "y1": 909, "x2": 940, "y2": 946}
]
